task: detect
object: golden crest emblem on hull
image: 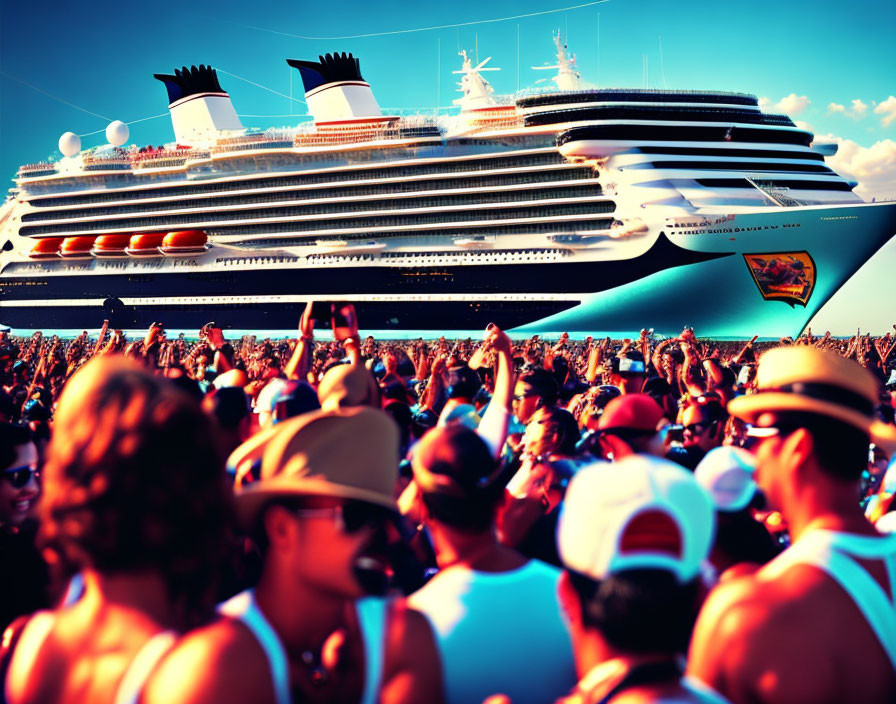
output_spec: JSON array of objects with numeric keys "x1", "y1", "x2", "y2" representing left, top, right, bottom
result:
[{"x1": 744, "y1": 251, "x2": 816, "y2": 307}]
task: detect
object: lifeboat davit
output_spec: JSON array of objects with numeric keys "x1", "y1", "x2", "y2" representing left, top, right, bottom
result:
[
  {"x1": 126, "y1": 232, "x2": 165, "y2": 257},
  {"x1": 28, "y1": 237, "x2": 65, "y2": 259},
  {"x1": 92, "y1": 234, "x2": 132, "y2": 257},
  {"x1": 59, "y1": 236, "x2": 96, "y2": 259},
  {"x1": 160, "y1": 229, "x2": 208, "y2": 256}
]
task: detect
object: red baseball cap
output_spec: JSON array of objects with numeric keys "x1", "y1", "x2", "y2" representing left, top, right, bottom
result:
[{"x1": 598, "y1": 394, "x2": 665, "y2": 433}]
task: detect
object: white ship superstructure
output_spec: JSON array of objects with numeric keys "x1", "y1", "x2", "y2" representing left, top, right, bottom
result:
[{"x1": 1, "y1": 38, "x2": 894, "y2": 336}]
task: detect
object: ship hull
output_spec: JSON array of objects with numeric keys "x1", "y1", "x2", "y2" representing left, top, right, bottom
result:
[
  {"x1": 2, "y1": 202, "x2": 895, "y2": 337},
  {"x1": 522, "y1": 202, "x2": 896, "y2": 337}
]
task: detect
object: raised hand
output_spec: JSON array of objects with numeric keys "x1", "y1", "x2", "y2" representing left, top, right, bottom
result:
[{"x1": 299, "y1": 301, "x2": 314, "y2": 339}]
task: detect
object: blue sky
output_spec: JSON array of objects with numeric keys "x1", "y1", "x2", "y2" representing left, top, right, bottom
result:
[{"x1": 2, "y1": 0, "x2": 894, "y2": 333}]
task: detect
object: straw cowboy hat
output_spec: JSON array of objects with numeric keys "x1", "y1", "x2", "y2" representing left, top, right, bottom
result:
[
  {"x1": 728, "y1": 346, "x2": 896, "y2": 452},
  {"x1": 233, "y1": 405, "x2": 399, "y2": 529}
]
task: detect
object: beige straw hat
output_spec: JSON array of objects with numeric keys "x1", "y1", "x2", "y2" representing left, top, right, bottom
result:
[
  {"x1": 728, "y1": 346, "x2": 896, "y2": 452},
  {"x1": 234, "y1": 405, "x2": 399, "y2": 529}
]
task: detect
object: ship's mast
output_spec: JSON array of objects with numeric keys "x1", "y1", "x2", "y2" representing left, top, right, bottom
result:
[
  {"x1": 452, "y1": 49, "x2": 500, "y2": 111},
  {"x1": 532, "y1": 30, "x2": 584, "y2": 92}
]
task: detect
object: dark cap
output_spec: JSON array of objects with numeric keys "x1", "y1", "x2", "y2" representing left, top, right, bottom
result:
[
  {"x1": 411, "y1": 425, "x2": 500, "y2": 499},
  {"x1": 446, "y1": 365, "x2": 482, "y2": 400}
]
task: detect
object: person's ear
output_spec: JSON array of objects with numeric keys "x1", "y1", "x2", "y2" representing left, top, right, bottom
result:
[
  {"x1": 787, "y1": 428, "x2": 815, "y2": 477},
  {"x1": 264, "y1": 505, "x2": 300, "y2": 552}
]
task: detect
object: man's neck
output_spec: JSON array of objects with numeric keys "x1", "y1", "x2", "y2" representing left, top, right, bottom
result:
[
  {"x1": 79, "y1": 568, "x2": 177, "y2": 631},
  {"x1": 429, "y1": 523, "x2": 526, "y2": 573},
  {"x1": 574, "y1": 635, "x2": 680, "y2": 696},
  {"x1": 786, "y1": 475, "x2": 878, "y2": 541},
  {"x1": 255, "y1": 565, "x2": 352, "y2": 656},
  {"x1": 618, "y1": 377, "x2": 643, "y2": 394}
]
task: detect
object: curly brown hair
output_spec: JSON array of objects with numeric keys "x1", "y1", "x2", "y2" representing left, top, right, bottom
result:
[{"x1": 40, "y1": 356, "x2": 232, "y2": 628}]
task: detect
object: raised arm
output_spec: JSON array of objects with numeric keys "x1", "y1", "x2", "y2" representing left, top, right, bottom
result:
[
  {"x1": 420, "y1": 354, "x2": 447, "y2": 414},
  {"x1": 730, "y1": 335, "x2": 759, "y2": 365},
  {"x1": 638, "y1": 328, "x2": 651, "y2": 367},
  {"x1": 586, "y1": 338, "x2": 608, "y2": 383},
  {"x1": 679, "y1": 339, "x2": 707, "y2": 396},
  {"x1": 91, "y1": 319, "x2": 109, "y2": 358},
  {"x1": 478, "y1": 325, "x2": 514, "y2": 459},
  {"x1": 205, "y1": 325, "x2": 234, "y2": 374},
  {"x1": 285, "y1": 302, "x2": 315, "y2": 380},
  {"x1": 332, "y1": 303, "x2": 361, "y2": 365},
  {"x1": 651, "y1": 337, "x2": 677, "y2": 378}
]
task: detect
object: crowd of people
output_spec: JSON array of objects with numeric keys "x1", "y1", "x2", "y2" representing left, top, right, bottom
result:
[{"x1": 1, "y1": 305, "x2": 895, "y2": 704}]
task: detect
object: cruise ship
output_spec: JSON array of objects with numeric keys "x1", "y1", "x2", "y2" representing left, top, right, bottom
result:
[{"x1": 2, "y1": 35, "x2": 894, "y2": 337}]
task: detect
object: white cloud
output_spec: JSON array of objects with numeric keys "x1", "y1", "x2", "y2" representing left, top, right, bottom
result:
[
  {"x1": 874, "y1": 96, "x2": 896, "y2": 126},
  {"x1": 815, "y1": 133, "x2": 896, "y2": 200},
  {"x1": 828, "y1": 99, "x2": 868, "y2": 119},
  {"x1": 771, "y1": 93, "x2": 810, "y2": 116},
  {"x1": 794, "y1": 120, "x2": 813, "y2": 132},
  {"x1": 849, "y1": 99, "x2": 868, "y2": 118}
]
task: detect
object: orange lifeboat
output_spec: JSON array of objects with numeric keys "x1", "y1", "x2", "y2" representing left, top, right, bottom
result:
[
  {"x1": 126, "y1": 232, "x2": 165, "y2": 257},
  {"x1": 92, "y1": 233, "x2": 132, "y2": 257},
  {"x1": 160, "y1": 229, "x2": 208, "y2": 256},
  {"x1": 28, "y1": 237, "x2": 65, "y2": 259},
  {"x1": 59, "y1": 236, "x2": 96, "y2": 258}
]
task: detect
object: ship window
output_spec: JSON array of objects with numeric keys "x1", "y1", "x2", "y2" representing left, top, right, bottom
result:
[
  {"x1": 25, "y1": 150, "x2": 568, "y2": 208},
  {"x1": 22, "y1": 168, "x2": 599, "y2": 223},
  {"x1": 649, "y1": 160, "x2": 832, "y2": 174},
  {"x1": 19, "y1": 200, "x2": 617, "y2": 237},
  {"x1": 696, "y1": 177, "x2": 853, "y2": 191}
]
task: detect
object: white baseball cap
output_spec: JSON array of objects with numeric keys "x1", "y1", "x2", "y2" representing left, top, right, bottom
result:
[
  {"x1": 694, "y1": 445, "x2": 758, "y2": 512},
  {"x1": 882, "y1": 456, "x2": 896, "y2": 494},
  {"x1": 876, "y1": 511, "x2": 896, "y2": 534},
  {"x1": 254, "y1": 377, "x2": 288, "y2": 415},
  {"x1": 557, "y1": 455, "x2": 715, "y2": 584},
  {"x1": 886, "y1": 368, "x2": 896, "y2": 388}
]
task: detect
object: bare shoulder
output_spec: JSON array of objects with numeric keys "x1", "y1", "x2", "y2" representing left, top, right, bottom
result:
[
  {"x1": 688, "y1": 567, "x2": 839, "y2": 704},
  {"x1": 688, "y1": 574, "x2": 778, "y2": 675},
  {"x1": 142, "y1": 618, "x2": 276, "y2": 704},
  {"x1": 381, "y1": 600, "x2": 444, "y2": 704},
  {"x1": 698, "y1": 574, "x2": 779, "y2": 630},
  {"x1": 386, "y1": 599, "x2": 438, "y2": 652}
]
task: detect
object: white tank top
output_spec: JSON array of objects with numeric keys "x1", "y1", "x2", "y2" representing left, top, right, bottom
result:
[
  {"x1": 762, "y1": 528, "x2": 896, "y2": 669},
  {"x1": 407, "y1": 559, "x2": 577, "y2": 704},
  {"x1": 217, "y1": 589, "x2": 388, "y2": 704}
]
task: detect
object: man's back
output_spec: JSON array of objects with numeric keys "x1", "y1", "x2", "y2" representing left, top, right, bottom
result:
[
  {"x1": 408, "y1": 559, "x2": 575, "y2": 704},
  {"x1": 688, "y1": 528, "x2": 896, "y2": 704}
]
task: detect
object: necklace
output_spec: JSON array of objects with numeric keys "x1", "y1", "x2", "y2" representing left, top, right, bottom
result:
[
  {"x1": 298, "y1": 625, "x2": 349, "y2": 687},
  {"x1": 300, "y1": 648, "x2": 329, "y2": 686}
]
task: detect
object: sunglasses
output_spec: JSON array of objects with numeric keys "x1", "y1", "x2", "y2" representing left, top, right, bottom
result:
[
  {"x1": 3, "y1": 464, "x2": 39, "y2": 489},
  {"x1": 683, "y1": 421, "x2": 710, "y2": 435},
  {"x1": 291, "y1": 501, "x2": 394, "y2": 535},
  {"x1": 741, "y1": 424, "x2": 796, "y2": 451}
]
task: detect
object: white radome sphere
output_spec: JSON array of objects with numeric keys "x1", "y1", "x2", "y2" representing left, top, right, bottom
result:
[
  {"x1": 106, "y1": 120, "x2": 129, "y2": 146},
  {"x1": 58, "y1": 132, "x2": 81, "y2": 157}
]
